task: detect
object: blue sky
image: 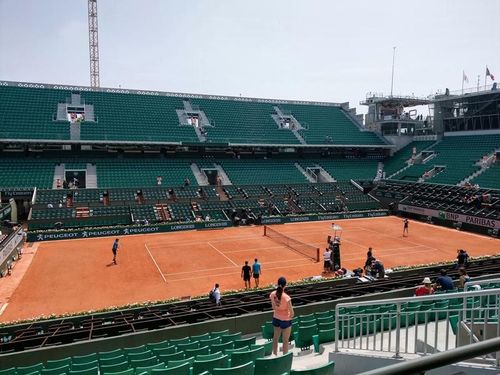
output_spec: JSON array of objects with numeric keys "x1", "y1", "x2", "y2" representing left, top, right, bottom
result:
[{"x1": 0, "y1": 0, "x2": 499, "y2": 114}]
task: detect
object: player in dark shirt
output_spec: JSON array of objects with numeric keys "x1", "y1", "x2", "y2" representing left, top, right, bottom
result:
[
  {"x1": 241, "y1": 261, "x2": 252, "y2": 289},
  {"x1": 112, "y1": 238, "x2": 119, "y2": 265},
  {"x1": 403, "y1": 219, "x2": 409, "y2": 237}
]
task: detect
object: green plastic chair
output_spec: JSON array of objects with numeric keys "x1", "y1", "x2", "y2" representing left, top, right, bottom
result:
[
  {"x1": 100, "y1": 354, "x2": 127, "y2": 367},
  {"x1": 314, "y1": 311, "x2": 333, "y2": 319},
  {"x1": 151, "y1": 346, "x2": 177, "y2": 356},
  {"x1": 69, "y1": 366, "x2": 99, "y2": 375},
  {"x1": 125, "y1": 345, "x2": 148, "y2": 354},
  {"x1": 254, "y1": 352, "x2": 293, "y2": 375},
  {"x1": 290, "y1": 361, "x2": 335, "y2": 375},
  {"x1": 71, "y1": 360, "x2": 99, "y2": 372},
  {"x1": 157, "y1": 352, "x2": 184, "y2": 363},
  {"x1": 72, "y1": 353, "x2": 98, "y2": 365},
  {"x1": 102, "y1": 369, "x2": 135, "y2": 375},
  {"x1": 129, "y1": 357, "x2": 158, "y2": 368},
  {"x1": 250, "y1": 341, "x2": 273, "y2": 356},
  {"x1": 191, "y1": 333, "x2": 211, "y2": 342},
  {"x1": 185, "y1": 345, "x2": 210, "y2": 357},
  {"x1": 210, "y1": 341, "x2": 234, "y2": 353},
  {"x1": 316, "y1": 316, "x2": 334, "y2": 325},
  {"x1": 147, "y1": 340, "x2": 170, "y2": 350},
  {"x1": 200, "y1": 337, "x2": 221, "y2": 347},
  {"x1": 233, "y1": 336, "x2": 256, "y2": 349},
  {"x1": 261, "y1": 321, "x2": 275, "y2": 340},
  {"x1": 45, "y1": 357, "x2": 72, "y2": 369},
  {"x1": 449, "y1": 314, "x2": 459, "y2": 335},
  {"x1": 99, "y1": 349, "x2": 124, "y2": 360},
  {"x1": 128, "y1": 350, "x2": 154, "y2": 362},
  {"x1": 299, "y1": 313, "x2": 315, "y2": 322},
  {"x1": 0, "y1": 368, "x2": 15, "y2": 375},
  {"x1": 151, "y1": 363, "x2": 190, "y2": 375},
  {"x1": 318, "y1": 322, "x2": 335, "y2": 331},
  {"x1": 134, "y1": 363, "x2": 166, "y2": 375},
  {"x1": 196, "y1": 351, "x2": 224, "y2": 361},
  {"x1": 210, "y1": 330, "x2": 229, "y2": 338},
  {"x1": 192, "y1": 355, "x2": 229, "y2": 375},
  {"x1": 315, "y1": 328, "x2": 336, "y2": 346},
  {"x1": 167, "y1": 357, "x2": 195, "y2": 368},
  {"x1": 177, "y1": 341, "x2": 199, "y2": 351},
  {"x1": 17, "y1": 364, "x2": 44, "y2": 375},
  {"x1": 40, "y1": 364, "x2": 70, "y2": 375},
  {"x1": 212, "y1": 361, "x2": 254, "y2": 375},
  {"x1": 230, "y1": 346, "x2": 264, "y2": 367},
  {"x1": 220, "y1": 332, "x2": 242, "y2": 343},
  {"x1": 99, "y1": 361, "x2": 129, "y2": 374},
  {"x1": 294, "y1": 324, "x2": 318, "y2": 350},
  {"x1": 169, "y1": 337, "x2": 190, "y2": 346}
]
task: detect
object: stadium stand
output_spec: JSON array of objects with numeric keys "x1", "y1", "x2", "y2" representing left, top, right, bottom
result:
[
  {"x1": 394, "y1": 135, "x2": 500, "y2": 185},
  {"x1": 382, "y1": 140, "x2": 435, "y2": 177},
  {"x1": 279, "y1": 103, "x2": 385, "y2": 145},
  {"x1": 470, "y1": 163, "x2": 500, "y2": 188}
]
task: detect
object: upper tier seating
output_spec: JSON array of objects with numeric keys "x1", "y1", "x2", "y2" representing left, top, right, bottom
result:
[
  {"x1": 394, "y1": 135, "x2": 500, "y2": 185},
  {"x1": 299, "y1": 159, "x2": 379, "y2": 181},
  {"x1": 383, "y1": 141, "x2": 435, "y2": 177},
  {"x1": 470, "y1": 163, "x2": 500, "y2": 188},
  {"x1": 281, "y1": 103, "x2": 385, "y2": 145},
  {"x1": 0, "y1": 85, "x2": 385, "y2": 146}
]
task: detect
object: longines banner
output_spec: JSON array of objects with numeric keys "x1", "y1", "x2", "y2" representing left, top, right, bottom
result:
[
  {"x1": 399, "y1": 204, "x2": 499, "y2": 230},
  {"x1": 27, "y1": 210, "x2": 390, "y2": 242}
]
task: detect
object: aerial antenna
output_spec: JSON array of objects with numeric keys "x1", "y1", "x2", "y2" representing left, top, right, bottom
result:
[
  {"x1": 88, "y1": 0, "x2": 100, "y2": 88},
  {"x1": 390, "y1": 46, "x2": 396, "y2": 97}
]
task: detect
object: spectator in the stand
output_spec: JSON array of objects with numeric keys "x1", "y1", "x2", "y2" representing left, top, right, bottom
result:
[
  {"x1": 210, "y1": 283, "x2": 221, "y2": 306},
  {"x1": 270, "y1": 277, "x2": 294, "y2": 356},
  {"x1": 205, "y1": 213, "x2": 211, "y2": 221},
  {"x1": 371, "y1": 259, "x2": 385, "y2": 279},
  {"x1": 364, "y1": 248, "x2": 375, "y2": 274},
  {"x1": 435, "y1": 269, "x2": 454, "y2": 291},
  {"x1": 184, "y1": 177, "x2": 191, "y2": 187},
  {"x1": 456, "y1": 249, "x2": 469, "y2": 268},
  {"x1": 458, "y1": 268, "x2": 470, "y2": 289},
  {"x1": 415, "y1": 277, "x2": 435, "y2": 296}
]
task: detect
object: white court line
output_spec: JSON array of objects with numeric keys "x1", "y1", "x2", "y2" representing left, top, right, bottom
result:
[
  {"x1": 208, "y1": 242, "x2": 239, "y2": 267},
  {"x1": 0, "y1": 303, "x2": 8, "y2": 317},
  {"x1": 145, "y1": 243, "x2": 167, "y2": 283}
]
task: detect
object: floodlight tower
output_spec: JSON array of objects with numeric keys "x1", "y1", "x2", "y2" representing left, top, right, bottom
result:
[{"x1": 88, "y1": 0, "x2": 100, "y2": 88}]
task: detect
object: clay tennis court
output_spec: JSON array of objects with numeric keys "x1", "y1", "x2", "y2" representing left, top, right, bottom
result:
[{"x1": 1, "y1": 216, "x2": 498, "y2": 323}]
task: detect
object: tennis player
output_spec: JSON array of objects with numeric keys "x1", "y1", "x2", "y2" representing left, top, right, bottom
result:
[
  {"x1": 112, "y1": 238, "x2": 119, "y2": 264},
  {"x1": 403, "y1": 218, "x2": 409, "y2": 237}
]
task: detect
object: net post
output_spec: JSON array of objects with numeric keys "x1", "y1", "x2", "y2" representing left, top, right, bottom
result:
[
  {"x1": 264, "y1": 225, "x2": 267, "y2": 236},
  {"x1": 316, "y1": 248, "x2": 320, "y2": 263}
]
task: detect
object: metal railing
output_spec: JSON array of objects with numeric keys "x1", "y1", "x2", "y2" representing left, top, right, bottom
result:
[
  {"x1": 465, "y1": 277, "x2": 500, "y2": 291},
  {"x1": 335, "y1": 288, "x2": 500, "y2": 363},
  {"x1": 358, "y1": 336, "x2": 500, "y2": 375}
]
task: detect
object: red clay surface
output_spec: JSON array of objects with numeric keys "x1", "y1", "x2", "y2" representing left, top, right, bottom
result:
[{"x1": 0, "y1": 216, "x2": 498, "y2": 323}]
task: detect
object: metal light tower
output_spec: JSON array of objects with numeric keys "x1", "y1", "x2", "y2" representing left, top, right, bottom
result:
[{"x1": 88, "y1": 0, "x2": 100, "y2": 88}]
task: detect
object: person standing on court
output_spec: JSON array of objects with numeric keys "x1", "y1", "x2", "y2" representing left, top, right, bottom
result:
[
  {"x1": 252, "y1": 258, "x2": 262, "y2": 288},
  {"x1": 112, "y1": 238, "x2": 119, "y2": 264},
  {"x1": 323, "y1": 247, "x2": 332, "y2": 273},
  {"x1": 241, "y1": 261, "x2": 252, "y2": 289},
  {"x1": 403, "y1": 218, "x2": 409, "y2": 237},
  {"x1": 270, "y1": 276, "x2": 294, "y2": 356}
]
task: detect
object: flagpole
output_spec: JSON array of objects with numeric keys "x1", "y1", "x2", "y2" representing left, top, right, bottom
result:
[
  {"x1": 477, "y1": 75, "x2": 480, "y2": 92},
  {"x1": 462, "y1": 71, "x2": 464, "y2": 95},
  {"x1": 485, "y1": 66, "x2": 487, "y2": 89},
  {"x1": 390, "y1": 46, "x2": 396, "y2": 97}
]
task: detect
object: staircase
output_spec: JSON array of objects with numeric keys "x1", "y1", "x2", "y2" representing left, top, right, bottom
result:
[
  {"x1": 292, "y1": 130, "x2": 307, "y2": 144},
  {"x1": 459, "y1": 148, "x2": 500, "y2": 186},
  {"x1": 75, "y1": 207, "x2": 90, "y2": 218},
  {"x1": 213, "y1": 164, "x2": 232, "y2": 185},
  {"x1": 191, "y1": 163, "x2": 209, "y2": 185},
  {"x1": 154, "y1": 204, "x2": 171, "y2": 222},
  {"x1": 52, "y1": 164, "x2": 65, "y2": 188},
  {"x1": 314, "y1": 164, "x2": 335, "y2": 182},
  {"x1": 86, "y1": 163, "x2": 97, "y2": 188},
  {"x1": 295, "y1": 163, "x2": 316, "y2": 182},
  {"x1": 193, "y1": 126, "x2": 207, "y2": 142},
  {"x1": 70, "y1": 122, "x2": 81, "y2": 140},
  {"x1": 388, "y1": 140, "x2": 442, "y2": 179}
]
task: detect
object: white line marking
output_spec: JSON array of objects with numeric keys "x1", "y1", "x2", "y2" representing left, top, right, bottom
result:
[
  {"x1": 0, "y1": 303, "x2": 8, "y2": 316},
  {"x1": 208, "y1": 242, "x2": 239, "y2": 267},
  {"x1": 145, "y1": 243, "x2": 167, "y2": 283}
]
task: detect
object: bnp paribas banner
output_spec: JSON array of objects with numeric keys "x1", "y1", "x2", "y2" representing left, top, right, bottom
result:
[{"x1": 399, "y1": 204, "x2": 499, "y2": 230}]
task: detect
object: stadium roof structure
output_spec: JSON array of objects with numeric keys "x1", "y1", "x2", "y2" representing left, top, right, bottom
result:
[{"x1": 361, "y1": 93, "x2": 432, "y2": 108}]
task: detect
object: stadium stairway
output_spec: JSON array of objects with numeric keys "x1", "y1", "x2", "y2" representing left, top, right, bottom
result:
[
  {"x1": 190, "y1": 163, "x2": 210, "y2": 185},
  {"x1": 386, "y1": 140, "x2": 440, "y2": 179}
]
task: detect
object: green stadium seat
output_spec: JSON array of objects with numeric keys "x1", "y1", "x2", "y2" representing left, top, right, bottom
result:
[
  {"x1": 210, "y1": 341, "x2": 234, "y2": 353},
  {"x1": 40, "y1": 364, "x2": 71, "y2": 375},
  {"x1": 0, "y1": 369, "x2": 15, "y2": 375},
  {"x1": 233, "y1": 336, "x2": 256, "y2": 349},
  {"x1": 290, "y1": 361, "x2": 335, "y2": 375},
  {"x1": 71, "y1": 360, "x2": 99, "y2": 372},
  {"x1": 250, "y1": 341, "x2": 273, "y2": 356},
  {"x1": 212, "y1": 361, "x2": 254, "y2": 375},
  {"x1": 129, "y1": 356, "x2": 159, "y2": 368},
  {"x1": 69, "y1": 367, "x2": 99, "y2": 375},
  {"x1": 167, "y1": 357, "x2": 195, "y2": 368},
  {"x1": 294, "y1": 324, "x2": 318, "y2": 350},
  {"x1": 102, "y1": 369, "x2": 135, "y2": 375},
  {"x1": 157, "y1": 352, "x2": 185, "y2": 363},
  {"x1": 151, "y1": 346, "x2": 177, "y2": 356},
  {"x1": 17, "y1": 364, "x2": 44, "y2": 375},
  {"x1": 220, "y1": 333, "x2": 242, "y2": 343},
  {"x1": 261, "y1": 321, "x2": 275, "y2": 340},
  {"x1": 99, "y1": 361, "x2": 129, "y2": 374},
  {"x1": 184, "y1": 345, "x2": 209, "y2": 357},
  {"x1": 134, "y1": 363, "x2": 166, "y2": 375},
  {"x1": 230, "y1": 346, "x2": 265, "y2": 367},
  {"x1": 254, "y1": 352, "x2": 293, "y2": 375},
  {"x1": 192, "y1": 355, "x2": 229, "y2": 375}
]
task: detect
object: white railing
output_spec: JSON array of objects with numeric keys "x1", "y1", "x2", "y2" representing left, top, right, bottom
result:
[{"x1": 335, "y1": 288, "x2": 500, "y2": 363}]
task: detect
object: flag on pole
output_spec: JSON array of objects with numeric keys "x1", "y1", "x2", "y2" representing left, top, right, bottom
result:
[
  {"x1": 486, "y1": 66, "x2": 495, "y2": 81},
  {"x1": 463, "y1": 71, "x2": 469, "y2": 83}
]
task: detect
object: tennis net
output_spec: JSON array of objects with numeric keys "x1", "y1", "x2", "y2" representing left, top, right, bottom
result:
[{"x1": 264, "y1": 226, "x2": 320, "y2": 262}]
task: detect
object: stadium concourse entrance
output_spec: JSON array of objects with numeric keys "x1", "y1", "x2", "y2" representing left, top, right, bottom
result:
[
  {"x1": 64, "y1": 170, "x2": 86, "y2": 189},
  {"x1": 202, "y1": 168, "x2": 218, "y2": 185}
]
